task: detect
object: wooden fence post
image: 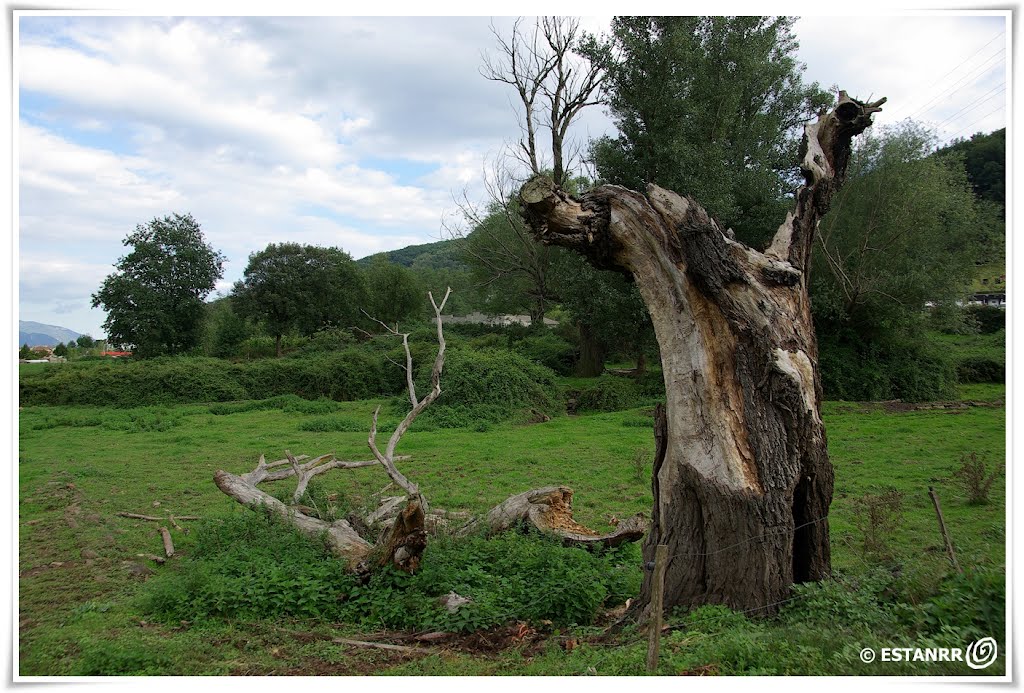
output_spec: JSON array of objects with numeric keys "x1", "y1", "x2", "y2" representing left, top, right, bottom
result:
[
  {"x1": 646, "y1": 544, "x2": 668, "y2": 674},
  {"x1": 928, "y1": 486, "x2": 962, "y2": 573}
]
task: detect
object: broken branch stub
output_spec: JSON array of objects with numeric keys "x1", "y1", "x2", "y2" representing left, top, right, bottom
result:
[{"x1": 459, "y1": 486, "x2": 649, "y2": 548}]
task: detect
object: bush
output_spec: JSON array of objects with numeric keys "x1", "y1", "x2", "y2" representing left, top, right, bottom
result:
[
  {"x1": 572, "y1": 376, "x2": 642, "y2": 412},
  {"x1": 818, "y1": 335, "x2": 957, "y2": 402},
  {"x1": 956, "y1": 356, "x2": 1004, "y2": 384},
  {"x1": 140, "y1": 512, "x2": 639, "y2": 632},
  {"x1": 19, "y1": 351, "x2": 407, "y2": 407},
  {"x1": 512, "y1": 332, "x2": 577, "y2": 376},
  {"x1": 964, "y1": 304, "x2": 1005, "y2": 334},
  {"x1": 417, "y1": 347, "x2": 560, "y2": 423},
  {"x1": 952, "y1": 452, "x2": 1002, "y2": 505},
  {"x1": 850, "y1": 489, "x2": 904, "y2": 559},
  {"x1": 916, "y1": 568, "x2": 1005, "y2": 641},
  {"x1": 139, "y1": 510, "x2": 360, "y2": 623}
]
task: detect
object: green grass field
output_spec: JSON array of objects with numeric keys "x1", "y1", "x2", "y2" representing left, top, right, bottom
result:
[{"x1": 18, "y1": 381, "x2": 1006, "y2": 676}]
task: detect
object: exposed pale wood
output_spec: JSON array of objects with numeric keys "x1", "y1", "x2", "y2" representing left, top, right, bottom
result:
[
  {"x1": 136, "y1": 553, "x2": 166, "y2": 564},
  {"x1": 332, "y1": 638, "x2": 426, "y2": 654},
  {"x1": 367, "y1": 288, "x2": 452, "y2": 513},
  {"x1": 459, "y1": 486, "x2": 649, "y2": 547},
  {"x1": 159, "y1": 527, "x2": 175, "y2": 558},
  {"x1": 214, "y1": 470, "x2": 372, "y2": 570},
  {"x1": 365, "y1": 496, "x2": 408, "y2": 526}
]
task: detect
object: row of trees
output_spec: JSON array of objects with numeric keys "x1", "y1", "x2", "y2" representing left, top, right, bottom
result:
[{"x1": 91, "y1": 217, "x2": 478, "y2": 359}]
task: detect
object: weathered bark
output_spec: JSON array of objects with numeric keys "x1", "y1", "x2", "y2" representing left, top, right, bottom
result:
[{"x1": 520, "y1": 91, "x2": 885, "y2": 614}]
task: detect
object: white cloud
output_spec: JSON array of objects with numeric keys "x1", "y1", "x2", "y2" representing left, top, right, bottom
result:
[{"x1": 15, "y1": 12, "x2": 1009, "y2": 339}]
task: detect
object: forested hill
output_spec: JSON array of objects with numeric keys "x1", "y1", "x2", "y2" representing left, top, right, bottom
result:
[{"x1": 357, "y1": 238, "x2": 465, "y2": 270}]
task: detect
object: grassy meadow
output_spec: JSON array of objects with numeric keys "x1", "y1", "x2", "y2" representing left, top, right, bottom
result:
[{"x1": 18, "y1": 365, "x2": 1006, "y2": 676}]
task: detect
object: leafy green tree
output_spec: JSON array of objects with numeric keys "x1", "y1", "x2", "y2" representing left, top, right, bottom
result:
[
  {"x1": 199, "y1": 297, "x2": 251, "y2": 358},
  {"x1": 232, "y1": 243, "x2": 367, "y2": 357},
  {"x1": 936, "y1": 128, "x2": 1005, "y2": 265},
  {"x1": 19, "y1": 344, "x2": 33, "y2": 360},
  {"x1": 53, "y1": 342, "x2": 67, "y2": 357},
  {"x1": 75, "y1": 335, "x2": 95, "y2": 349},
  {"x1": 363, "y1": 255, "x2": 423, "y2": 326},
  {"x1": 812, "y1": 122, "x2": 982, "y2": 399},
  {"x1": 91, "y1": 213, "x2": 225, "y2": 358},
  {"x1": 587, "y1": 16, "x2": 833, "y2": 246},
  {"x1": 552, "y1": 253, "x2": 655, "y2": 376},
  {"x1": 462, "y1": 200, "x2": 564, "y2": 324}
]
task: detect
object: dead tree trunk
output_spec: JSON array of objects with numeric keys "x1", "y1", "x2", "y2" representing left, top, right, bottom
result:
[{"x1": 520, "y1": 92, "x2": 885, "y2": 614}]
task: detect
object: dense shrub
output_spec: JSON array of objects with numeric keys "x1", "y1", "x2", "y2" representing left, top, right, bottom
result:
[
  {"x1": 512, "y1": 332, "x2": 577, "y2": 376},
  {"x1": 572, "y1": 375, "x2": 642, "y2": 412},
  {"x1": 915, "y1": 568, "x2": 1005, "y2": 641},
  {"x1": 19, "y1": 352, "x2": 406, "y2": 407},
  {"x1": 140, "y1": 511, "x2": 639, "y2": 632},
  {"x1": 818, "y1": 336, "x2": 957, "y2": 402},
  {"x1": 956, "y1": 357, "x2": 1004, "y2": 384},
  {"x1": 417, "y1": 347, "x2": 560, "y2": 422},
  {"x1": 964, "y1": 304, "x2": 1005, "y2": 334}
]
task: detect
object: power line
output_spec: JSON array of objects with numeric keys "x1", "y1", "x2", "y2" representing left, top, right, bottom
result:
[
  {"x1": 901, "y1": 47, "x2": 1005, "y2": 123},
  {"x1": 932, "y1": 81, "x2": 1006, "y2": 130},
  {"x1": 884, "y1": 29, "x2": 1005, "y2": 120},
  {"x1": 944, "y1": 103, "x2": 1006, "y2": 143}
]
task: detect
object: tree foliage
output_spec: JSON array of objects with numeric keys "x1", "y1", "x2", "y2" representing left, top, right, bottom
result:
[
  {"x1": 462, "y1": 200, "x2": 563, "y2": 323},
  {"x1": 813, "y1": 123, "x2": 981, "y2": 333},
  {"x1": 91, "y1": 213, "x2": 224, "y2": 358},
  {"x1": 812, "y1": 123, "x2": 982, "y2": 400},
  {"x1": 232, "y1": 243, "x2": 367, "y2": 357},
  {"x1": 587, "y1": 16, "x2": 833, "y2": 246},
  {"x1": 362, "y1": 255, "x2": 423, "y2": 326},
  {"x1": 936, "y1": 128, "x2": 1005, "y2": 266},
  {"x1": 551, "y1": 253, "x2": 654, "y2": 375}
]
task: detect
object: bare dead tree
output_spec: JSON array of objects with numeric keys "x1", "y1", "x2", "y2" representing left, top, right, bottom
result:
[
  {"x1": 448, "y1": 16, "x2": 604, "y2": 325},
  {"x1": 520, "y1": 91, "x2": 886, "y2": 615},
  {"x1": 214, "y1": 289, "x2": 647, "y2": 575},
  {"x1": 481, "y1": 16, "x2": 604, "y2": 186}
]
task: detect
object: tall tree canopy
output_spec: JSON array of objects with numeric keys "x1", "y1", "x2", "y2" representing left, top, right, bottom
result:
[
  {"x1": 936, "y1": 128, "x2": 1005, "y2": 266},
  {"x1": 362, "y1": 254, "x2": 423, "y2": 326},
  {"x1": 92, "y1": 213, "x2": 224, "y2": 358},
  {"x1": 811, "y1": 122, "x2": 984, "y2": 400},
  {"x1": 232, "y1": 243, "x2": 367, "y2": 357},
  {"x1": 461, "y1": 198, "x2": 564, "y2": 324},
  {"x1": 588, "y1": 16, "x2": 833, "y2": 246}
]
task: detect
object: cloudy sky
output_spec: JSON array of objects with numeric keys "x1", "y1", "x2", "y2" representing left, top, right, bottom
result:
[{"x1": 15, "y1": 12, "x2": 1009, "y2": 340}]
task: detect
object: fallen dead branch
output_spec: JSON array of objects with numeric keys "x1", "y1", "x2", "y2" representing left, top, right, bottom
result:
[
  {"x1": 332, "y1": 638, "x2": 428, "y2": 654},
  {"x1": 117, "y1": 512, "x2": 201, "y2": 522},
  {"x1": 159, "y1": 527, "x2": 174, "y2": 557}
]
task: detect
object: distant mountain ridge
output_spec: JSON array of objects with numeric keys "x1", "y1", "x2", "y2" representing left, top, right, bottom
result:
[
  {"x1": 357, "y1": 238, "x2": 465, "y2": 271},
  {"x1": 19, "y1": 320, "x2": 82, "y2": 347}
]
